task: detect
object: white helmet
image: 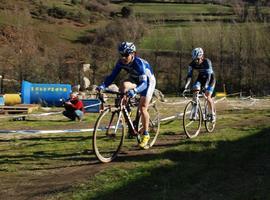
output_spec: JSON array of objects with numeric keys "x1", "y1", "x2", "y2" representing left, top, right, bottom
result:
[{"x1": 192, "y1": 47, "x2": 204, "y2": 60}]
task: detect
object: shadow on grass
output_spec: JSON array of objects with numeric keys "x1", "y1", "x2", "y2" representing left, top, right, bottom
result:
[{"x1": 90, "y1": 127, "x2": 270, "y2": 200}]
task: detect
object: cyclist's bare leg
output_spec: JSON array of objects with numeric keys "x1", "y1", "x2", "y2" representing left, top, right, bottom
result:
[
  {"x1": 120, "y1": 81, "x2": 136, "y2": 92},
  {"x1": 139, "y1": 96, "x2": 150, "y2": 133},
  {"x1": 120, "y1": 81, "x2": 136, "y2": 104},
  {"x1": 205, "y1": 91, "x2": 215, "y2": 114}
]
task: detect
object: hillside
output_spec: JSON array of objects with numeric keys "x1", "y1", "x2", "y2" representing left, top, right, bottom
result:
[
  {"x1": 0, "y1": 0, "x2": 269, "y2": 95},
  {"x1": 0, "y1": 0, "x2": 121, "y2": 90},
  {"x1": 0, "y1": 0, "x2": 118, "y2": 42}
]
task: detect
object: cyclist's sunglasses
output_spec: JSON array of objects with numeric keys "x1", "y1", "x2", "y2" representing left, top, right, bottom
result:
[{"x1": 120, "y1": 53, "x2": 130, "y2": 57}]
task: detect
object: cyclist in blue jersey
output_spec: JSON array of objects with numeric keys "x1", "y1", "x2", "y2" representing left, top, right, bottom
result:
[
  {"x1": 183, "y1": 47, "x2": 216, "y2": 122},
  {"x1": 97, "y1": 42, "x2": 156, "y2": 149}
]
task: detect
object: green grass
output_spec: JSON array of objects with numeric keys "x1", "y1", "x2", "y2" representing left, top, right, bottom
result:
[
  {"x1": 139, "y1": 23, "x2": 207, "y2": 50},
  {"x1": 138, "y1": 22, "x2": 268, "y2": 51},
  {"x1": 0, "y1": 112, "x2": 99, "y2": 172},
  {"x1": 54, "y1": 108, "x2": 270, "y2": 200},
  {"x1": 119, "y1": 2, "x2": 268, "y2": 52},
  {"x1": 0, "y1": 133, "x2": 92, "y2": 172},
  {"x1": 121, "y1": 3, "x2": 235, "y2": 23},
  {"x1": 123, "y1": 3, "x2": 233, "y2": 15}
]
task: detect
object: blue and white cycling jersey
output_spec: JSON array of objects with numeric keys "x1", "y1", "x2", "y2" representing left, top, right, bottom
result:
[
  {"x1": 187, "y1": 58, "x2": 214, "y2": 78},
  {"x1": 187, "y1": 58, "x2": 216, "y2": 93},
  {"x1": 103, "y1": 56, "x2": 156, "y2": 98}
]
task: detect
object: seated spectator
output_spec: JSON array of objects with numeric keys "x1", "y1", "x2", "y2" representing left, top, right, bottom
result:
[{"x1": 63, "y1": 93, "x2": 84, "y2": 121}]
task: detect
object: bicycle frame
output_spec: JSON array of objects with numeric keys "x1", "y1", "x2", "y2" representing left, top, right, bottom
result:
[
  {"x1": 98, "y1": 90, "x2": 141, "y2": 138},
  {"x1": 182, "y1": 89, "x2": 216, "y2": 138},
  {"x1": 184, "y1": 90, "x2": 213, "y2": 121},
  {"x1": 193, "y1": 92, "x2": 206, "y2": 120}
]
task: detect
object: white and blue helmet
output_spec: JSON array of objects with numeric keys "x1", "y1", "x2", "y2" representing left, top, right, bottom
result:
[
  {"x1": 192, "y1": 47, "x2": 204, "y2": 60},
  {"x1": 118, "y1": 42, "x2": 136, "y2": 55}
]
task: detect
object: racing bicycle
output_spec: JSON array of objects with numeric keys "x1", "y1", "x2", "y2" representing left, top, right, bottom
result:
[
  {"x1": 182, "y1": 89, "x2": 216, "y2": 138},
  {"x1": 92, "y1": 89, "x2": 160, "y2": 163}
]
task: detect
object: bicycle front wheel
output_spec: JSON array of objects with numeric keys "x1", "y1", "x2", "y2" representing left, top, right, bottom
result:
[
  {"x1": 183, "y1": 101, "x2": 202, "y2": 138},
  {"x1": 204, "y1": 101, "x2": 216, "y2": 133},
  {"x1": 92, "y1": 107, "x2": 125, "y2": 163}
]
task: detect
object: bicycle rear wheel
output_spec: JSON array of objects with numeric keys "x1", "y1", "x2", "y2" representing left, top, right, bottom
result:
[
  {"x1": 137, "y1": 102, "x2": 160, "y2": 147},
  {"x1": 92, "y1": 107, "x2": 125, "y2": 163},
  {"x1": 204, "y1": 101, "x2": 216, "y2": 133},
  {"x1": 183, "y1": 101, "x2": 202, "y2": 138}
]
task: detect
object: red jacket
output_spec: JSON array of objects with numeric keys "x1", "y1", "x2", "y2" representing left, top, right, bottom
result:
[{"x1": 65, "y1": 99, "x2": 85, "y2": 112}]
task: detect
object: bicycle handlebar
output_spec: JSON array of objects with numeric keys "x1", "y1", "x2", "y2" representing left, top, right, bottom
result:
[
  {"x1": 96, "y1": 88, "x2": 139, "y2": 107},
  {"x1": 99, "y1": 89, "x2": 126, "y2": 96},
  {"x1": 182, "y1": 89, "x2": 190, "y2": 99},
  {"x1": 182, "y1": 89, "x2": 208, "y2": 99}
]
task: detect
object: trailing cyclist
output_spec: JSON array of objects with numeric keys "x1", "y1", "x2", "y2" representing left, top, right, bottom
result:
[
  {"x1": 183, "y1": 47, "x2": 216, "y2": 122},
  {"x1": 97, "y1": 41, "x2": 156, "y2": 149}
]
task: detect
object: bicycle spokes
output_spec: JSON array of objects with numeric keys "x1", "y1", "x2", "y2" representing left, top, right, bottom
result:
[{"x1": 185, "y1": 120, "x2": 195, "y2": 128}]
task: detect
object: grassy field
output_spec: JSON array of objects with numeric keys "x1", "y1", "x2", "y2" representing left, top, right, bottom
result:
[
  {"x1": 0, "y1": 97, "x2": 270, "y2": 199},
  {"x1": 122, "y1": 2, "x2": 270, "y2": 21},
  {"x1": 117, "y1": 2, "x2": 269, "y2": 52},
  {"x1": 138, "y1": 22, "x2": 269, "y2": 51},
  {"x1": 122, "y1": 3, "x2": 234, "y2": 21}
]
